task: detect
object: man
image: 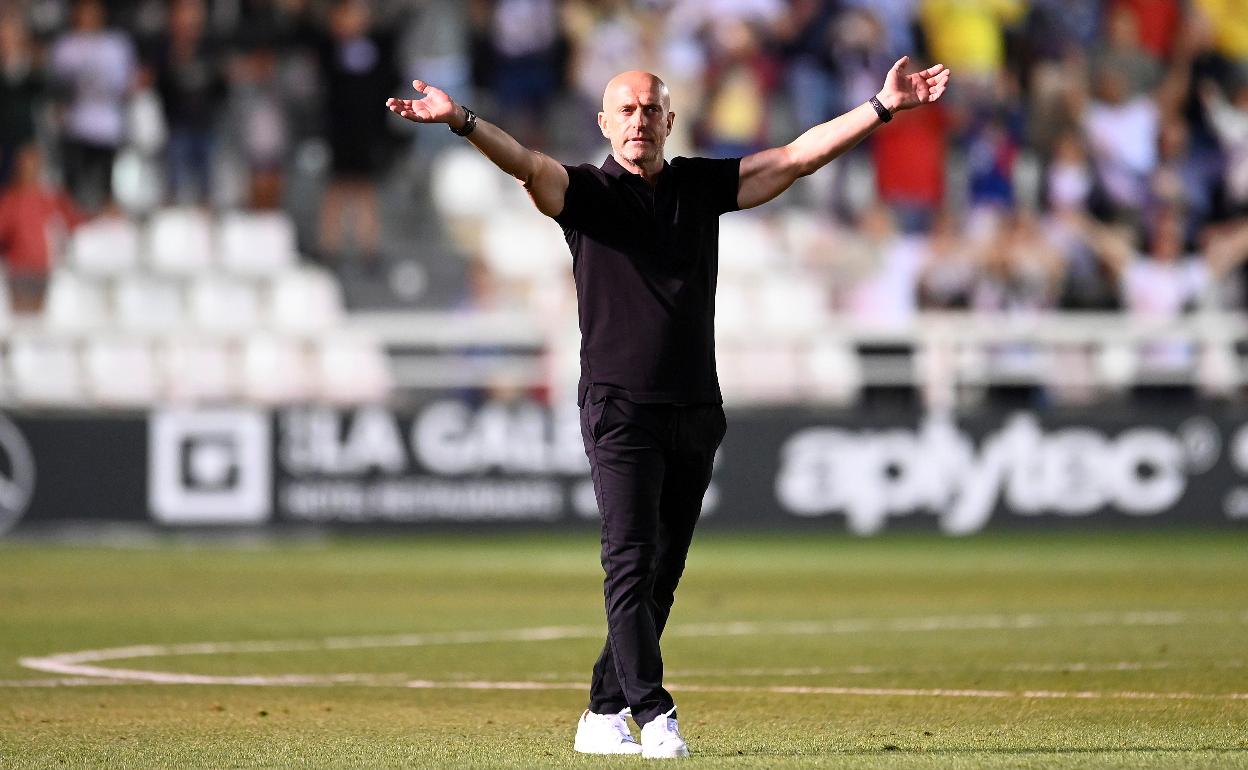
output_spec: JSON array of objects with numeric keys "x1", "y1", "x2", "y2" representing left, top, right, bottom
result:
[{"x1": 387, "y1": 58, "x2": 949, "y2": 758}]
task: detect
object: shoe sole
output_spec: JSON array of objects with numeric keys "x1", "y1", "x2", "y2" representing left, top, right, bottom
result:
[
  {"x1": 574, "y1": 745, "x2": 643, "y2": 755},
  {"x1": 571, "y1": 738, "x2": 638, "y2": 758},
  {"x1": 642, "y1": 747, "x2": 690, "y2": 759}
]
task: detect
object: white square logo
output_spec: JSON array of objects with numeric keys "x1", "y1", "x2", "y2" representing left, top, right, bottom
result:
[{"x1": 149, "y1": 409, "x2": 272, "y2": 525}]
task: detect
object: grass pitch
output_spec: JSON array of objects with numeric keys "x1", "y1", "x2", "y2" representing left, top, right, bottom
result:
[{"x1": 1, "y1": 530, "x2": 1246, "y2": 768}]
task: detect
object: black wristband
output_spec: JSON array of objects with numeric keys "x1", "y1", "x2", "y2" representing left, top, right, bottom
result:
[
  {"x1": 449, "y1": 105, "x2": 477, "y2": 136},
  {"x1": 869, "y1": 96, "x2": 893, "y2": 123}
]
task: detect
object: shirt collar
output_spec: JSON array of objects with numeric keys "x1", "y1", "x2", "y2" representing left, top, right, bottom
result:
[{"x1": 601, "y1": 154, "x2": 668, "y2": 180}]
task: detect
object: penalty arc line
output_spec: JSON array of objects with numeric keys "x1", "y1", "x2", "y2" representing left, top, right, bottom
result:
[{"x1": 13, "y1": 610, "x2": 1248, "y2": 701}]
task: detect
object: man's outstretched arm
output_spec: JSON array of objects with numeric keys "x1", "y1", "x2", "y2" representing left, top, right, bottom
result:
[
  {"x1": 387, "y1": 80, "x2": 570, "y2": 218},
  {"x1": 736, "y1": 57, "x2": 950, "y2": 210}
]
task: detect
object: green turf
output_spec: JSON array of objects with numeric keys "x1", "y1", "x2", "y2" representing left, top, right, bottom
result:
[{"x1": 1, "y1": 531, "x2": 1246, "y2": 768}]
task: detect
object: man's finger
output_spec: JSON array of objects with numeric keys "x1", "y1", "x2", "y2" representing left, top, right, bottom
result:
[
  {"x1": 920, "y1": 63, "x2": 945, "y2": 78},
  {"x1": 891, "y1": 55, "x2": 909, "y2": 74},
  {"x1": 412, "y1": 79, "x2": 429, "y2": 93}
]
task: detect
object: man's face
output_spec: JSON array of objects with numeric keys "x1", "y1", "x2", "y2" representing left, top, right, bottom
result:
[{"x1": 599, "y1": 73, "x2": 674, "y2": 168}]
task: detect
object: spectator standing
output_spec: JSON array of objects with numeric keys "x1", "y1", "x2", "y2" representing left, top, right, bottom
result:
[
  {"x1": 697, "y1": 19, "x2": 780, "y2": 157},
  {"x1": 919, "y1": 0, "x2": 1026, "y2": 99},
  {"x1": 49, "y1": 0, "x2": 137, "y2": 213},
  {"x1": 227, "y1": 43, "x2": 289, "y2": 210},
  {"x1": 917, "y1": 208, "x2": 977, "y2": 309},
  {"x1": 1192, "y1": 0, "x2": 1248, "y2": 74},
  {"x1": 313, "y1": 0, "x2": 399, "y2": 263},
  {"x1": 0, "y1": 144, "x2": 85, "y2": 313},
  {"x1": 1202, "y1": 77, "x2": 1248, "y2": 215},
  {"x1": 150, "y1": 0, "x2": 226, "y2": 205},
  {"x1": 837, "y1": 203, "x2": 925, "y2": 326},
  {"x1": 475, "y1": 0, "x2": 566, "y2": 149},
  {"x1": 965, "y1": 110, "x2": 1020, "y2": 212},
  {"x1": 1108, "y1": 0, "x2": 1181, "y2": 62},
  {"x1": 1092, "y1": 5, "x2": 1162, "y2": 98},
  {"x1": 0, "y1": 12, "x2": 41, "y2": 188},
  {"x1": 1081, "y1": 66, "x2": 1158, "y2": 217},
  {"x1": 843, "y1": 0, "x2": 919, "y2": 59},
  {"x1": 1150, "y1": 116, "x2": 1215, "y2": 225},
  {"x1": 773, "y1": 0, "x2": 843, "y2": 132},
  {"x1": 872, "y1": 100, "x2": 949, "y2": 231}
]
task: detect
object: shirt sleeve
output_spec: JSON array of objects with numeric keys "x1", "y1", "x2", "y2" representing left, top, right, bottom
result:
[
  {"x1": 677, "y1": 156, "x2": 742, "y2": 215},
  {"x1": 552, "y1": 164, "x2": 600, "y2": 230}
]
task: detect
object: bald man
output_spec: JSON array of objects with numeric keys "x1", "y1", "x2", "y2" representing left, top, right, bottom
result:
[{"x1": 388, "y1": 61, "x2": 950, "y2": 758}]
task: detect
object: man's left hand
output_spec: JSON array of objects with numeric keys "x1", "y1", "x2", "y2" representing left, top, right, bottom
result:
[{"x1": 876, "y1": 57, "x2": 950, "y2": 114}]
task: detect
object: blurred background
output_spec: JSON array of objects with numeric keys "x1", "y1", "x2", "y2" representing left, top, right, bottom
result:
[{"x1": 1, "y1": 0, "x2": 1247, "y2": 535}]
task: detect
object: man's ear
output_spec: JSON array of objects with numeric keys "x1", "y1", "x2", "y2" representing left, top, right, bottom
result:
[
  {"x1": 666, "y1": 111, "x2": 676, "y2": 135},
  {"x1": 598, "y1": 112, "x2": 609, "y2": 139}
]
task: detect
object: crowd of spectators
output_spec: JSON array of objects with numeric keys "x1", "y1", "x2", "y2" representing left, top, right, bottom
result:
[{"x1": 1, "y1": 0, "x2": 1247, "y2": 329}]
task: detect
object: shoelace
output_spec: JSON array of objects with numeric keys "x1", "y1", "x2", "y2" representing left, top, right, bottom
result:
[
  {"x1": 647, "y1": 707, "x2": 681, "y2": 742},
  {"x1": 608, "y1": 707, "x2": 633, "y2": 740},
  {"x1": 586, "y1": 707, "x2": 634, "y2": 743}
]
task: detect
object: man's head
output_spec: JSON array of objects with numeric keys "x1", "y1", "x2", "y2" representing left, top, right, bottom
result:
[{"x1": 599, "y1": 71, "x2": 674, "y2": 172}]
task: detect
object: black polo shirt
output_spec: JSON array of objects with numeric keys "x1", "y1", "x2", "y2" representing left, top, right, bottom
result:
[{"x1": 553, "y1": 154, "x2": 741, "y2": 406}]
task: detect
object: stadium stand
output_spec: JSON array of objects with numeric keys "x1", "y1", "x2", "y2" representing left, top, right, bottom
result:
[{"x1": 0, "y1": 0, "x2": 1244, "y2": 411}]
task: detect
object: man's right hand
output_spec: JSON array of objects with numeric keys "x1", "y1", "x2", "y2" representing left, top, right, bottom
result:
[
  {"x1": 386, "y1": 79, "x2": 464, "y2": 129},
  {"x1": 386, "y1": 77, "x2": 569, "y2": 218}
]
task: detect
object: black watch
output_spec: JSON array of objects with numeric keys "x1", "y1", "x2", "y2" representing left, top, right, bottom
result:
[
  {"x1": 450, "y1": 105, "x2": 478, "y2": 136},
  {"x1": 869, "y1": 95, "x2": 893, "y2": 123}
]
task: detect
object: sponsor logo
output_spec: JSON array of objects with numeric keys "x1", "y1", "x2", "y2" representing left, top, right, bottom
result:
[
  {"x1": 776, "y1": 413, "x2": 1208, "y2": 535},
  {"x1": 277, "y1": 402, "x2": 589, "y2": 522},
  {"x1": 275, "y1": 403, "x2": 724, "y2": 523},
  {"x1": 149, "y1": 410, "x2": 272, "y2": 525},
  {"x1": 0, "y1": 413, "x2": 36, "y2": 536}
]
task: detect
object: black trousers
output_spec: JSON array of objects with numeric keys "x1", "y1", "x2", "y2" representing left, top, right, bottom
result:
[{"x1": 580, "y1": 396, "x2": 727, "y2": 728}]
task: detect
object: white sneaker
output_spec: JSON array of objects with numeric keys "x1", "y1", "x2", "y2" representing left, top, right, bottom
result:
[
  {"x1": 639, "y1": 706, "x2": 689, "y2": 759},
  {"x1": 574, "y1": 707, "x2": 643, "y2": 755}
]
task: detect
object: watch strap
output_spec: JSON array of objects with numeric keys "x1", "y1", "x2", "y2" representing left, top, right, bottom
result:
[
  {"x1": 869, "y1": 96, "x2": 893, "y2": 123},
  {"x1": 450, "y1": 105, "x2": 477, "y2": 136}
]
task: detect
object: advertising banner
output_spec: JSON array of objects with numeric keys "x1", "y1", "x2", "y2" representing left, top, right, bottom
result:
[{"x1": 3, "y1": 401, "x2": 1248, "y2": 535}]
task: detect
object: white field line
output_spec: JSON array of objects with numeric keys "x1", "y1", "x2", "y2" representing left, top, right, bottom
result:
[
  {"x1": 5, "y1": 674, "x2": 1246, "y2": 701},
  {"x1": 519, "y1": 659, "x2": 1248, "y2": 680},
  {"x1": 12, "y1": 610, "x2": 1248, "y2": 701},
  {"x1": 0, "y1": 677, "x2": 135, "y2": 687}
]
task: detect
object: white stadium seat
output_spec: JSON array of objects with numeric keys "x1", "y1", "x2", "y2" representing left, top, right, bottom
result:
[
  {"x1": 481, "y1": 213, "x2": 570, "y2": 280},
  {"x1": 1096, "y1": 343, "x2": 1137, "y2": 390},
  {"x1": 8, "y1": 336, "x2": 86, "y2": 405},
  {"x1": 114, "y1": 273, "x2": 185, "y2": 333},
  {"x1": 713, "y1": 278, "x2": 754, "y2": 340},
  {"x1": 430, "y1": 146, "x2": 507, "y2": 220},
  {"x1": 804, "y1": 341, "x2": 863, "y2": 405},
  {"x1": 718, "y1": 214, "x2": 777, "y2": 277},
  {"x1": 218, "y1": 211, "x2": 299, "y2": 277},
  {"x1": 83, "y1": 338, "x2": 161, "y2": 406},
  {"x1": 268, "y1": 266, "x2": 344, "y2": 334},
  {"x1": 241, "y1": 334, "x2": 313, "y2": 403},
  {"x1": 314, "y1": 334, "x2": 394, "y2": 404},
  {"x1": 68, "y1": 216, "x2": 140, "y2": 277},
  {"x1": 187, "y1": 275, "x2": 262, "y2": 334},
  {"x1": 738, "y1": 344, "x2": 802, "y2": 403},
  {"x1": 161, "y1": 338, "x2": 238, "y2": 403},
  {"x1": 146, "y1": 207, "x2": 215, "y2": 275},
  {"x1": 43, "y1": 271, "x2": 109, "y2": 332},
  {"x1": 758, "y1": 275, "x2": 828, "y2": 337}
]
